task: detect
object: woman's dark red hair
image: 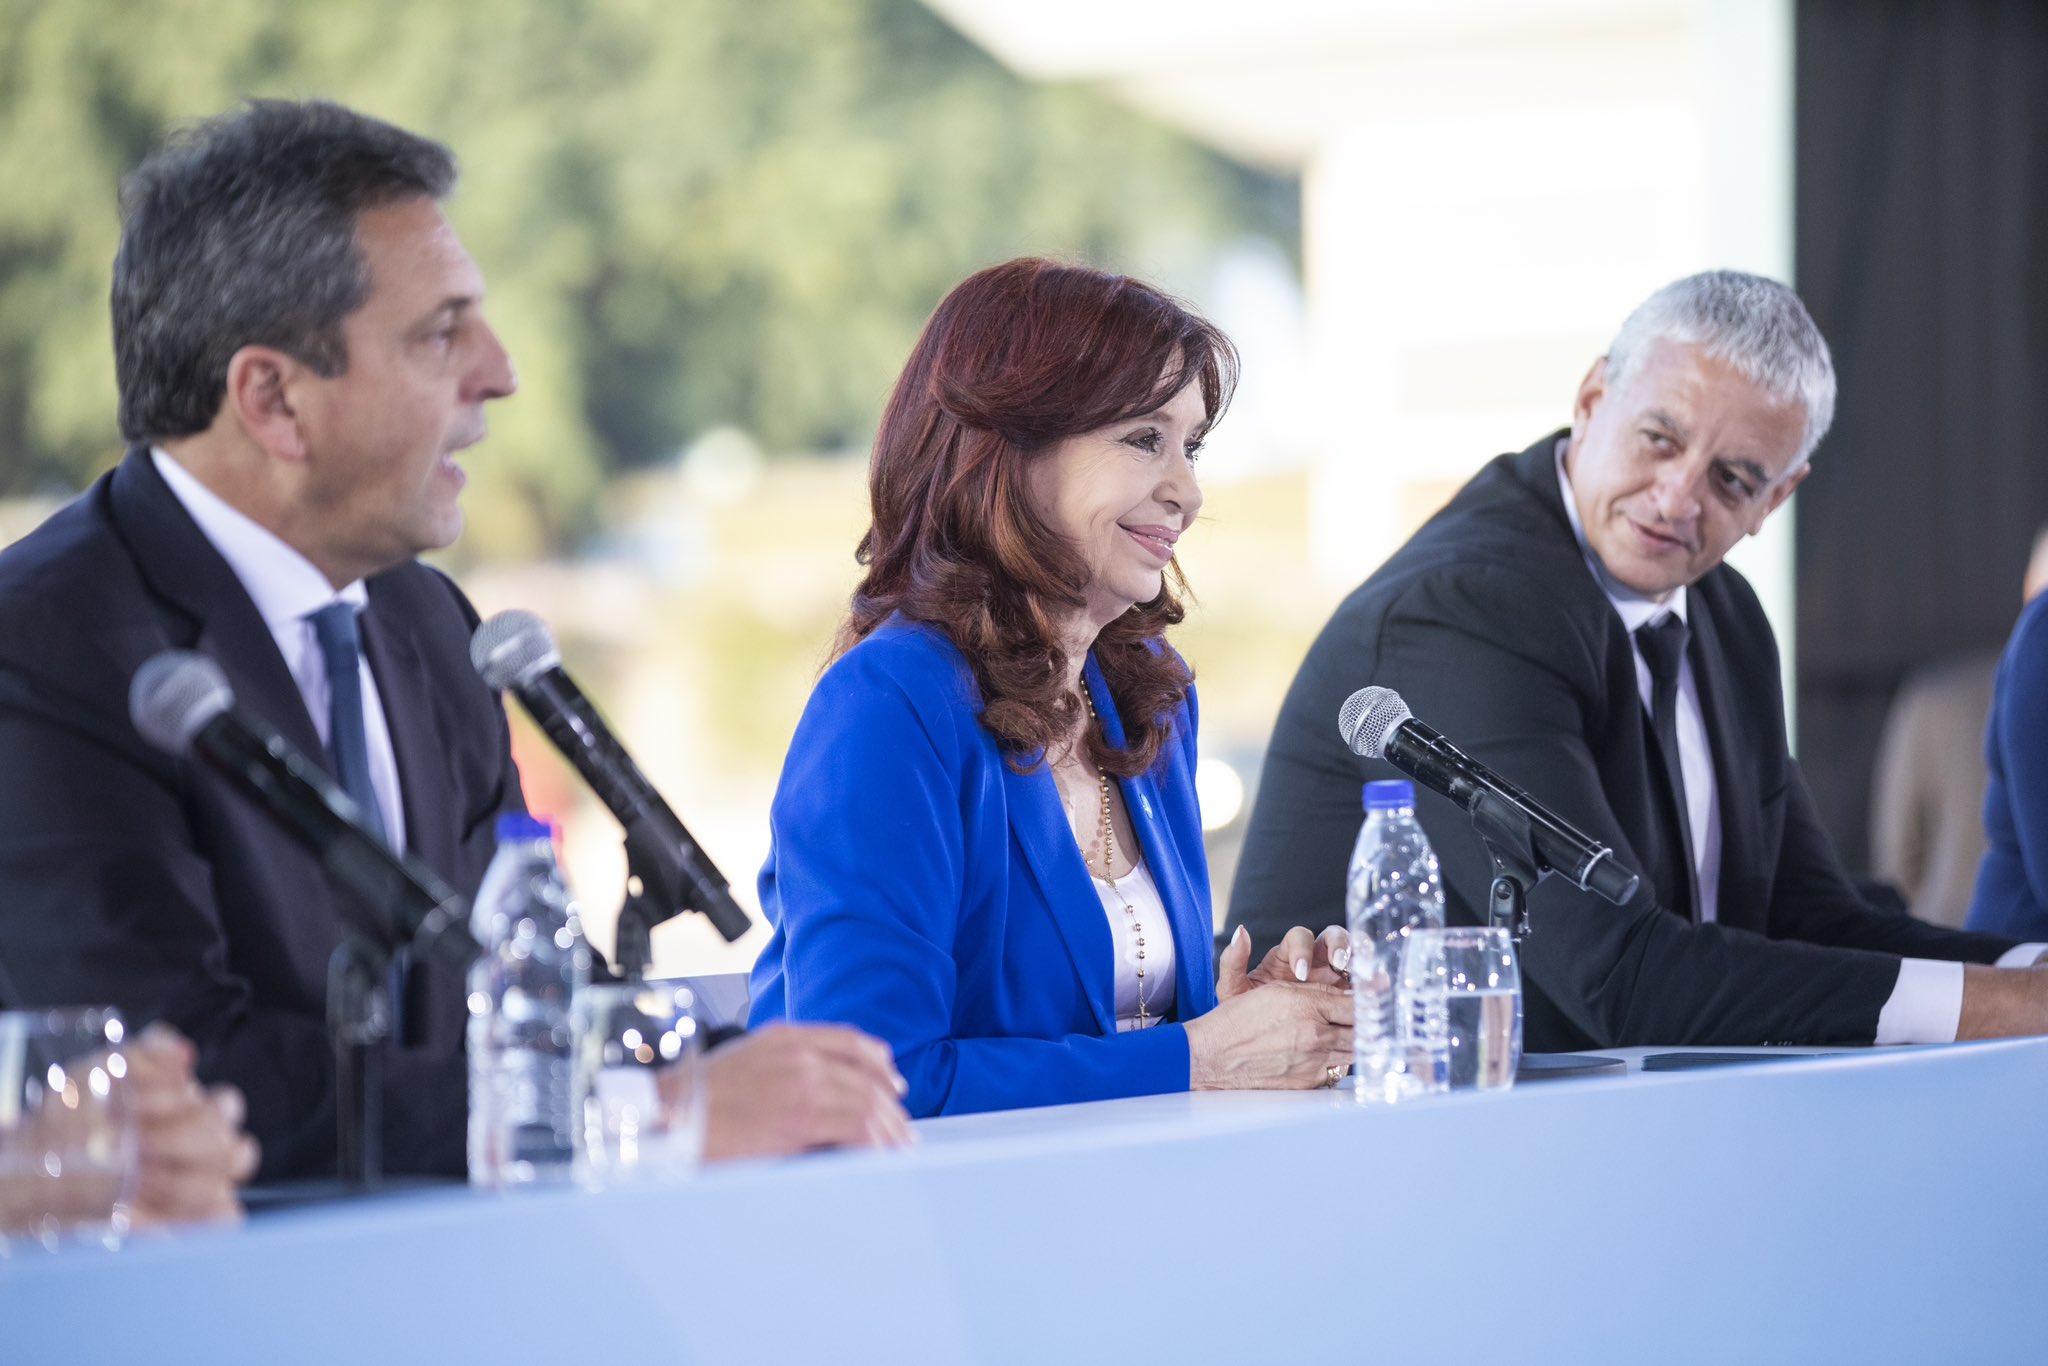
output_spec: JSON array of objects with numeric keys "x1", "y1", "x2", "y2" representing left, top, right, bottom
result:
[{"x1": 836, "y1": 257, "x2": 1238, "y2": 776}]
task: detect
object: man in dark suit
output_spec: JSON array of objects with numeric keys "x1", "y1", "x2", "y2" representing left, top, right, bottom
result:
[
  {"x1": 0, "y1": 100, "x2": 907, "y2": 1181},
  {"x1": 1230, "y1": 271, "x2": 2048, "y2": 1050}
]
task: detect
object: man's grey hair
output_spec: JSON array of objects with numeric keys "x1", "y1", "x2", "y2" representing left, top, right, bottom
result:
[
  {"x1": 112, "y1": 99, "x2": 456, "y2": 444},
  {"x1": 1603, "y1": 270, "x2": 1837, "y2": 468}
]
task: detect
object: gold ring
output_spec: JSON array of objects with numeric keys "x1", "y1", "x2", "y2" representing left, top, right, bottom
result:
[{"x1": 1325, "y1": 1065, "x2": 1344, "y2": 1087}]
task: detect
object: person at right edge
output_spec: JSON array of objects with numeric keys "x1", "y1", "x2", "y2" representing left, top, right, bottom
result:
[
  {"x1": 1231, "y1": 271, "x2": 2048, "y2": 1051},
  {"x1": 1965, "y1": 526, "x2": 2048, "y2": 942}
]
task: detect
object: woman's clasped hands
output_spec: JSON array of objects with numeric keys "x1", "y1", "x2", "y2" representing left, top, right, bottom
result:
[{"x1": 1184, "y1": 924, "x2": 1353, "y2": 1091}]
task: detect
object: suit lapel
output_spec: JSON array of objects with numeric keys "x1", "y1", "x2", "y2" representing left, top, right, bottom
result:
[
  {"x1": 1083, "y1": 661, "x2": 1213, "y2": 1018},
  {"x1": 1118, "y1": 765, "x2": 1210, "y2": 1018},
  {"x1": 109, "y1": 448, "x2": 325, "y2": 761},
  {"x1": 989, "y1": 652, "x2": 1214, "y2": 1036},
  {"x1": 1685, "y1": 596, "x2": 1762, "y2": 931},
  {"x1": 1003, "y1": 751, "x2": 1117, "y2": 1035},
  {"x1": 359, "y1": 583, "x2": 454, "y2": 870}
]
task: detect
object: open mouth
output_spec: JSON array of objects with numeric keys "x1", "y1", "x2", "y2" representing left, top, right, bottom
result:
[{"x1": 438, "y1": 423, "x2": 488, "y2": 488}]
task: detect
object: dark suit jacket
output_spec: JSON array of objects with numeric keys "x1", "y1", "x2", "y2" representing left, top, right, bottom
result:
[
  {"x1": 0, "y1": 448, "x2": 523, "y2": 1179},
  {"x1": 1229, "y1": 432, "x2": 2017, "y2": 1050}
]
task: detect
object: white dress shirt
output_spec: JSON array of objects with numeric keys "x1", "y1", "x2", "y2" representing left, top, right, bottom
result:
[
  {"x1": 1553, "y1": 442, "x2": 2041, "y2": 1043},
  {"x1": 1091, "y1": 859, "x2": 1177, "y2": 1032},
  {"x1": 152, "y1": 449, "x2": 408, "y2": 853}
]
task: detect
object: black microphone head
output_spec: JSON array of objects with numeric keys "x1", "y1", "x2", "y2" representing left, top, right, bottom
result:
[
  {"x1": 471, "y1": 610, "x2": 561, "y2": 691},
  {"x1": 130, "y1": 650, "x2": 234, "y2": 756},
  {"x1": 1338, "y1": 686, "x2": 1412, "y2": 759}
]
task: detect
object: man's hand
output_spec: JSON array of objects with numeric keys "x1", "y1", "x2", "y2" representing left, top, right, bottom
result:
[
  {"x1": 124, "y1": 1023, "x2": 260, "y2": 1228},
  {"x1": 697, "y1": 1023, "x2": 912, "y2": 1161},
  {"x1": 1956, "y1": 961, "x2": 2048, "y2": 1040}
]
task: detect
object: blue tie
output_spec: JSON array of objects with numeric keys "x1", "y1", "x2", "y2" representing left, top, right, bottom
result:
[
  {"x1": 309, "y1": 601, "x2": 409, "y2": 1039},
  {"x1": 308, "y1": 601, "x2": 388, "y2": 848}
]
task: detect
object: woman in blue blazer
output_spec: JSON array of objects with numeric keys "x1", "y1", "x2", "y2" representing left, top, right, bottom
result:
[{"x1": 750, "y1": 259, "x2": 1352, "y2": 1118}]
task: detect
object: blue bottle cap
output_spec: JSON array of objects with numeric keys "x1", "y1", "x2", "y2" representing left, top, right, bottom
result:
[
  {"x1": 494, "y1": 812, "x2": 553, "y2": 844},
  {"x1": 1363, "y1": 779, "x2": 1415, "y2": 811}
]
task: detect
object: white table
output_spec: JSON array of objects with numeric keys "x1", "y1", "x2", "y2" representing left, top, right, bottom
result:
[{"x1": 5, "y1": 1040, "x2": 2042, "y2": 1363}]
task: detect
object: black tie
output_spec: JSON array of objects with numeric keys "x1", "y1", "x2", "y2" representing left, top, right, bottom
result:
[{"x1": 1635, "y1": 614, "x2": 1696, "y2": 921}]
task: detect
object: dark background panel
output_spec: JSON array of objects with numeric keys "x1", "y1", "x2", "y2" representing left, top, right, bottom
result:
[{"x1": 1794, "y1": 0, "x2": 2048, "y2": 871}]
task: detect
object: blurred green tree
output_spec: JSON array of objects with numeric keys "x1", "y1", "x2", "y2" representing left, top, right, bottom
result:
[{"x1": 0, "y1": 0, "x2": 1294, "y2": 559}]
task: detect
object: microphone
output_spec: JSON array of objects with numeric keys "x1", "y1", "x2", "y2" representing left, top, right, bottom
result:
[
  {"x1": 128, "y1": 651, "x2": 479, "y2": 973},
  {"x1": 470, "y1": 611, "x2": 750, "y2": 944},
  {"x1": 1338, "y1": 686, "x2": 1641, "y2": 906}
]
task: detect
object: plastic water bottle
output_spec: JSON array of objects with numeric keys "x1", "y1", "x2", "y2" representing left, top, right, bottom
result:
[
  {"x1": 1346, "y1": 780, "x2": 1446, "y2": 1102},
  {"x1": 467, "y1": 814, "x2": 589, "y2": 1187}
]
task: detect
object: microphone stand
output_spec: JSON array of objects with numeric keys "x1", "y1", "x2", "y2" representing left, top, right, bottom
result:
[
  {"x1": 612, "y1": 881, "x2": 661, "y2": 985},
  {"x1": 326, "y1": 935, "x2": 390, "y2": 1188},
  {"x1": 1463, "y1": 788, "x2": 1635, "y2": 1084},
  {"x1": 611, "y1": 812, "x2": 695, "y2": 983},
  {"x1": 1466, "y1": 789, "x2": 1544, "y2": 940},
  {"x1": 321, "y1": 885, "x2": 476, "y2": 1189},
  {"x1": 1467, "y1": 794, "x2": 1559, "y2": 1085}
]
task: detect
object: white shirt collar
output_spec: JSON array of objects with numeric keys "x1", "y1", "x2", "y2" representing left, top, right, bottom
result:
[
  {"x1": 1553, "y1": 437, "x2": 1686, "y2": 633},
  {"x1": 151, "y1": 448, "x2": 367, "y2": 627}
]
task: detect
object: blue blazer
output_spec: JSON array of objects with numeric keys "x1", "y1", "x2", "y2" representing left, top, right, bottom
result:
[
  {"x1": 1967, "y1": 593, "x2": 2048, "y2": 939},
  {"x1": 749, "y1": 617, "x2": 1218, "y2": 1117}
]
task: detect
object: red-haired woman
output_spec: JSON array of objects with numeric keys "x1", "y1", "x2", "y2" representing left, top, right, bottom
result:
[{"x1": 748, "y1": 259, "x2": 1352, "y2": 1117}]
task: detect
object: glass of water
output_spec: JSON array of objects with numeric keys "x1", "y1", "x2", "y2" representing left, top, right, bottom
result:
[
  {"x1": 1400, "y1": 927, "x2": 1522, "y2": 1092},
  {"x1": 570, "y1": 981, "x2": 705, "y2": 1187},
  {"x1": 0, "y1": 1006, "x2": 138, "y2": 1252}
]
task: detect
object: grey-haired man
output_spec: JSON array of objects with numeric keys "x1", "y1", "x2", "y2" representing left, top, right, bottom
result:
[{"x1": 1230, "y1": 271, "x2": 2048, "y2": 1049}]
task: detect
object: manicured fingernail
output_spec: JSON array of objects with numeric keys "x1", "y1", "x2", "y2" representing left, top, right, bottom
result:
[
  {"x1": 1331, "y1": 945, "x2": 1352, "y2": 973},
  {"x1": 893, "y1": 1072, "x2": 908, "y2": 1096},
  {"x1": 1294, "y1": 957, "x2": 1309, "y2": 982},
  {"x1": 1234, "y1": 925, "x2": 1249, "y2": 945}
]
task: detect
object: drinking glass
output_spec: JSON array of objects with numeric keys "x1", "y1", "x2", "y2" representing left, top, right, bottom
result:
[
  {"x1": 570, "y1": 981, "x2": 704, "y2": 1187},
  {"x1": 1400, "y1": 927, "x2": 1522, "y2": 1092},
  {"x1": 0, "y1": 1007, "x2": 138, "y2": 1252}
]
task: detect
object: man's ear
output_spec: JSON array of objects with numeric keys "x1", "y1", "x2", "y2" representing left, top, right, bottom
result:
[
  {"x1": 1570, "y1": 356, "x2": 1609, "y2": 444},
  {"x1": 1751, "y1": 461, "x2": 1811, "y2": 535},
  {"x1": 222, "y1": 345, "x2": 309, "y2": 463}
]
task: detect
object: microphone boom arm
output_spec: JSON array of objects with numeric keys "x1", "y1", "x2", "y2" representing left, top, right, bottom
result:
[
  {"x1": 614, "y1": 810, "x2": 736, "y2": 980},
  {"x1": 1468, "y1": 789, "x2": 1544, "y2": 939}
]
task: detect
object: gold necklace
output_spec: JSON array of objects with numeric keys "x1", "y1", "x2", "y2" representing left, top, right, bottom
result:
[{"x1": 1081, "y1": 687, "x2": 1149, "y2": 1028}]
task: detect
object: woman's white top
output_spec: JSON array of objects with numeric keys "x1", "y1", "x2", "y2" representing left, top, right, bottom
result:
[{"x1": 1092, "y1": 860, "x2": 1177, "y2": 1031}]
